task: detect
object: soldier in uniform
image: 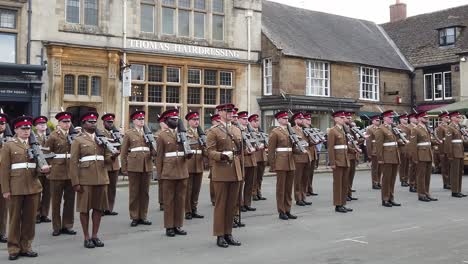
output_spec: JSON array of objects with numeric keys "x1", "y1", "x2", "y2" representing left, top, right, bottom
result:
[
  {"x1": 0, "y1": 113, "x2": 9, "y2": 243},
  {"x1": 366, "y1": 115, "x2": 381, "y2": 189},
  {"x1": 184, "y1": 111, "x2": 205, "y2": 220},
  {"x1": 291, "y1": 112, "x2": 312, "y2": 206},
  {"x1": 376, "y1": 110, "x2": 401, "y2": 207},
  {"x1": 1, "y1": 116, "x2": 50, "y2": 260},
  {"x1": 237, "y1": 111, "x2": 257, "y2": 212},
  {"x1": 101, "y1": 113, "x2": 120, "y2": 216},
  {"x1": 70, "y1": 112, "x2": 115, "y2": 248},
  {"x1": 207, "y1": 103, "x2": 242, "y2": 247},
  {"x1": 407, "y1": 113, "x2": 419, "y2": 193},
  {"x1": 250, "y1": 114, "x2": 268, "y2": 201},
  {"x1": 303, "y1": 113, "x2": 318, "y2": 196},
  {"x1": 328, "y1": 111, "x2": 352, "y2": 213},
  {"x1": 207, "y1": 114, "x2": 221, "y2": 206},
  {"x1": 121, "y1": 110, "x2": 154, "y2": 226},
  {"x1": 45, "y1": 111, "x2": 77, "y2": 236},
  {"x1": 156, "y1": 115, "x2": 168, "y2": 211},
  {"x1": 268, "y1": 111, "x2": 298, "y2": 220},
  {"x1": 344, "y1": 112, "x2": 360, "y2": 201},
  {"x1": 445, "y1": 111, "x2": 467, "y2": 198},
  {"x1": 410, "y1": 111, "x2": 439, "y2": 202},
  {"x1": 33, "y1": 116, "x2": 52, "y2": 223},
  {"x1": 397, "y1": 114, "x2": 411, "y2": 187},
  {"x1": 435, "y1": 112, "x2": 451, "y2": 189}
]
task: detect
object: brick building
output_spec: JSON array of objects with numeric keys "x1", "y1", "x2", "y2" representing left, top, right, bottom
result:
[{"x1": 259, "y1": 1, "x2": 413, "y2": 131}]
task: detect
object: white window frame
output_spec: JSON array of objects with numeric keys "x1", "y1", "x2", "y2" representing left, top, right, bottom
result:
[
  {"x1": 423, "y1": 73, "x2": 433, "y2": 101},
  {"x1": 359, "y1": 66, "x2": 379, "y2": 101},
  {"x1": 219, "y1": 71, "x2": 233, "y2": 87},
  {"x1": 65, "y1": 0, "x2": 81, "y2": 24},
  {"x1": 166, "y1": 67, "x2": 181, "y2": 84},
  {"x1": 306, "y1": 60, "x2": 330, "y2": 97},
  {"x1": 423, "y1": 71, "x2": 452, "y2": 101},
  {"x1": 140, "y1": 4, "x2": 155, "y2": 33},
  {"x1": 263, "y1": 58, "x2": 272, "y2": 95},
  {"x1": 443, "y1": 71, "x2": 452, "y2": 99},
  {"x1": 433, "y1": 72, "x2": 443, "y2": 101}
]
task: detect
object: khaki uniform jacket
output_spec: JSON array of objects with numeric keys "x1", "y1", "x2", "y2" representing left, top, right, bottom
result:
[
  {"x1": 292, "y1": 126, "x2": 312, "y2": 163},
  {"x1": 206, "y1": 123, "x2": 242, "y2": 182},
  {"x1": 444, "y1": 123, "x2": 465, "y2": 159},
  {"x1": 375, "y1": 124, "x2": 400, "y2": 164},
  {"x1": 102, "y1": 129, "x2": 121, "y2": 171},
  {"x1": 268, "y1": 126, "x2": 295, "y2": 171},
  {"x1": 327, "y1": 125, "x2": 350, "y2": 167},
  {"x1": 435, "y1": 123, "x2": 448, "y2": 155},
  {"x1": 69, "y1": 133, "x2": 111, "y2": 186},
  {"x1": 121, "y1": 128, "x2": 154, "y2": 173},
  {"x1": 186, "y1": 127, "x2": 205, "y2": 174},
  {"x1": 398, "y1": 124, "x2": 411, "y2": 154},
  {"x1": 155, "y1": 128, "x2": 189, "y2": 180},
  {"x1": 366, "y1": 125, "x2": 379, "y2": 156},
  {"x1": 0, "y1": 138, "x2": 42, "y2": 195},
  {"x1": 45, "y1": 129, "x2": 71, "y2": 180},
  {"x1": 409, "y1": 124, "x2": 433, "y2": 162}
]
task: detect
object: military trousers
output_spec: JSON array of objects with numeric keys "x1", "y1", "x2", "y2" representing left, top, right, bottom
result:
[
  {"x1": 306, "y1": 161, "x2": 316, "y2": 194},
  {"x1": 107, "y1": 170, "x2": 119, "y2": 212},
  {"x1": 347, "y1": 159, "x2": 357, "y2": 197},
  {"x1": 162, "y1": 179, "x2": 188, "y2": 229},
  {"x1": 242, "y1": 166, "x2": 257, "y2": 207},
  {"x1": 276, "y1": 170, "x2": 295, "y2": 214},
  {"x1": 128, "y1": 172, "x2": 151, "y2": 220},
  {"x1": 0, "y1": 184, "x2": 8, "y2": 235},
  {"x1": 399, "y1": 151, "x2": 409, "y2": 183},
  {"x1": 253, "y1": 161, "x2": 266, "y2": 197},
  {"x1": 371, "y1": 155, "x2": 382, "y2": 185},
  {"x1": 408, "y1": 160, "x2": 417, "y2": 188},
  {"x1": 213, "y1": 181, "x2": 241, "y2": 236},
  {"x1": 208, "y1": 168, "x2": 215, "y2": 205},
  {"x1": 185, "y1": 172, "x2": 203, "y2": 213},
  {"x1": 449, "y1": 158, "x2": 464, "y2": 193},
  {"x1": 333, "y1": 166, "x2": 350, "y2": 206},
  {"x1": 381, "y1": 163, "x2": 398, "y2": 201},
  {"x1": 440, "y1": 154, "x2": 450, "y2": 186},
  {"x1": 37, "y1": 176, "x2": 50, "y2": 217},
  {"x1": 415, "y1": 161, "x2": 432, "y2": 198},
  {"x1": 50, "y1": 179, "x2": 75, "y2": 232},
  {"x1": 294, "y1": 162, "x2": 309, "y2": 202},
  {"x1": 7, "y1": 194, "x2": 39, "y2": 255}
]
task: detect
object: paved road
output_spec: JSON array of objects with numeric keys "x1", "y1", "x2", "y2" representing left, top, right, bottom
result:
[{"x1": 2, "y1": 171, "x2": 468, "y2": 264}]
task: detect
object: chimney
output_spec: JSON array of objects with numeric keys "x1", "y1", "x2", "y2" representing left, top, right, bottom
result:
[{"x1": 390, "y1": 0, "x2": 407, "y2": 22}]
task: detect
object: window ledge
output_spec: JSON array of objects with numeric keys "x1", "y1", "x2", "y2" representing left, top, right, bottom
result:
[
  {"x1": 59, "y1": 23, "x2": 112, "y2": 37},
  {"x1": 64, "y1": 95, "x2": 103, "y2": 102},
  {"x1": 359, "y1": 98, "x2": 379, "y2": 102}
]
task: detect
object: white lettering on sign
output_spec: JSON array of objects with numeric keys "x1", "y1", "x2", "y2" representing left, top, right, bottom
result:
[
  {"x1": 128, "y1": 39, "x2": 241, "y2": 59},
  {"x1": 0, "y1": 89, "x2": 28, "y2": 95}
]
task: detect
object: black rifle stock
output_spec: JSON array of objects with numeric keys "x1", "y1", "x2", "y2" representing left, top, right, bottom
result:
[
  {"x1": 246, "y1": 122, "x2": 262, "y2": 149},
  {"x1": 286, "y1": 124, "x2": 306, "y2": 153},
  {"x1": 28, "y1": 132, "x2": 55, "y2": 168},
  {"x1": 110, "y1": 126, "x2": 123, "y2": 145},
  {"x1": 143, "y1": 125, "x2": 157, "y2": 153},
  {"x1": 196, "y1": 126, "x2": 207, "y2": 147},
  {"x1": 176, "y1": 119, "x2": 193, "y2": 157},
  {"x1": 67, "y1": 125, "x2": 78, "y2": 145},
  {"x1": 258, "y1": 128, "x2": 269, "y2": 148},
  {"x1": 95, "y1": 129, "x2": 119, "y2": 155}
]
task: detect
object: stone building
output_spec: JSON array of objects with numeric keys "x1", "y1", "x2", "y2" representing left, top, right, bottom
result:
[
  {"x1": 382, "y1": 2, "x2": 468, "y2": 119},
  {"x1": 259, "y1": 1, "x2": 413, "y2": 131},
  {"x1": 30, "y1": 0, "x2": 262, "y2": 129}
]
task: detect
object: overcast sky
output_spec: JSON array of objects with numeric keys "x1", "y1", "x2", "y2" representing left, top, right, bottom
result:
[{"x1": 267, "y1": 0, "x2": 468, "y2": 23}]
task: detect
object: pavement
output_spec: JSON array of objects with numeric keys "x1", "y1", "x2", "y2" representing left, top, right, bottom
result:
[{"x1": 2, "y1": 169, "x2": 468, "y2": 264}]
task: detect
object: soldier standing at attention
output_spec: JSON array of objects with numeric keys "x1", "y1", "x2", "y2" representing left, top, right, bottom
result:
[
  {"x1": 445, "y1": 111, "x2": 467, "y2": 198},
  {"x1": 376, "y1": 110, "x2": 401, "y2": 208},
  {"x1": 207, "y1": 114, "x2": 221, "y2": 206},
  {"x1": 184, "y1": 111, "x2": 205, "y2": 220},
  {"x1": 46, "y1": 111, "x2": 77, "y2": 236},
  {"x1": 101, "y1": 113, "x2": 120, "y2": 216},
  {"x1": 121, "y1": 110, "x2": 154, "y2": 227},
  {"x1": 250, "y1": 114, "x2": 268, "y2": 201},
  {"x1": 343, "y1": 112, "x2": 360, "y2": 201},
  {"x1": 435, "y1": 112, "x2": 451, "y2": 189},
  {"x1": 291, "y1": 112, "x2": 312, "y2": 206},
  {"x1": 156, "y1": 115, "x2": 168, "y2": 211},
  {"x1": 70, "y1": 112, "x2": 115, "y2": 248},
  {"x1": 366, "y1": 115, "x2": 381, "y2": 189},
  {"x1": 397, "y1": 114, "x2": 411, "y2": 187},
  {"x1": 409, "y1": 111, "x2": 438, "y2": 202},
  {"x1": 407, "y1": 113, "x2": 419, "y2": 193},
  {"x1": 1, "y1": 116, "x2": 50, "y2": 260},
  {"x1": 268, "y1": 111, "x2": 298, "y2": 220},
  {"x1": 0, "y1": 113, "x2": 10, "y2": 243},
  {"x1": 328, "y1": 111, "x2": 352, "y2": 213},
  {"x1": 207, "y1": 103, "x2": 243, "y2": 248},
  {"x1": 303, "y1": 113, "x2": 318, "y2": 197},
  {"x1": 33, "y1": 116, "x2": 52, "y2": 224}
]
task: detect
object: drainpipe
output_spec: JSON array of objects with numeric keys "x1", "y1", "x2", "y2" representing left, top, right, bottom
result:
[
  {"x1": 246, "y1": 9, "x2": 253, "y2": 112},
  {"x1": 26, "y1": 0, "x2": 32, "y2": 64},
  {"x1": 121, "y1": 0, "x2": 127, "y2": 128},
  {"x1": 410, "y1": 71, "x2": 415, "y2": 109}
]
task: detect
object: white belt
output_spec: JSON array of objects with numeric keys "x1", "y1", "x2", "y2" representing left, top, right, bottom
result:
[
  {"x1": 452, "y1": 139, "x2": 463, "y2": 143},
  {"x1": 417, "y1": 142, "x2": 430, "y2": 146},
  {"x1": 383, "y1": 142, "x2": 397, "y2": 146},
  {"x1": 165, "y1": 151, "x2": 185, "y2": 157},
  {"x1": 276, "y1": 147, "x2": 292, "y2": 152},
  {"x1": 334, "y1": 145, "x2": 347, "y2": 150},
  {"x1": 371, "y1": 140, "x2": 376, "y2": 143},
  {"x1": 11, "y1": 162, "x2": 36, "y2": 170},
  {"x1": 192, "y1": 150, "x2": 203, "y2": 155},
  {"x1": 54, "y1": 153, "x2": 71, "y2": 159},
  {"x1": 130, "y1": 147, "x2": 150, "y2": 152},
  {"x1": 79, "y1": 155, "x2": 104, "y2": 162}
]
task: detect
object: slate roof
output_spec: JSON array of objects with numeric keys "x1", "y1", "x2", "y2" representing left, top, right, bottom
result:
[
  {"x1": 262, "y1": 1, "x2": 412, "y2": 71},
  {"x1": 382, "y1": 4, "x2": 468, "y2": 68}
]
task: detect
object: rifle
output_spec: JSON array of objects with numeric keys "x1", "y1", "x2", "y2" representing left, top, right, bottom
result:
[
  {"x1": 0, "y1": 123, "x2": 13, "y2": 146},
  {"x1": 286, "y1": 123, "x2": 306, "y2": 153},
  {"x1": 176, "y1": 118, "x2": 193, "y2": 157},
  {"x1": 303, "y1": 127, "x2": 322, "y2": 144},
  {"x1": 110, "y1": 126, "x2": 123, "y2": 145},
  {"x1": 45, "y1": 127, "x2": 51, "y2": 141},
  {"x1": 391, "y1": 124, "x2": 409, "y2": 144},
  {"x1": 310, "y1": 127, "x2": 327, "y2": 142},
  {"x1": 143, "y1": 125, "x2": 157, "y2": 153},
  {"x1": 246, "y1": 122, "x2": 262, "y2": 149},
  {"x1": 28, "y1": 132, "x2": 55, "y2": 168},
  {"x1": 258, "y1": 128, "x2": 269, "y2": 148},
  {"x1": 351, "y1": 126, "x2": 366, "y2": 139},
  {"x1": 344, "y1": 125, "x2": 362, "y2": 152},
  {"x1": 196, "y1": 126, "x2": 207, "y2": 147},
  {"x1": 67, "y1": 125, "x2": 78, "y2": 145},
  {"x1": 234, "y1": 122, "x2": 256, "y2": 153},
  {"x1": 458, "y1": 125, "x2": 468, "y2": 141},
  {"x1": 95, "y1": 129, "x2": 119, "y2": 155}
]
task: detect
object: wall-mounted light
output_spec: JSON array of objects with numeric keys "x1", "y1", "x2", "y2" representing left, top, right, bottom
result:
[{"x1": 461, "y1": 56, "x2": 467, "y2": 62}]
